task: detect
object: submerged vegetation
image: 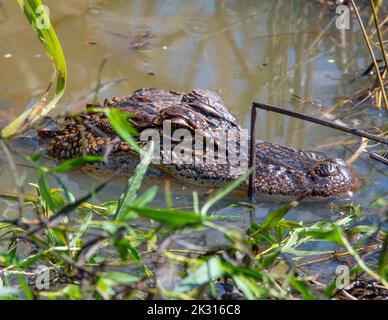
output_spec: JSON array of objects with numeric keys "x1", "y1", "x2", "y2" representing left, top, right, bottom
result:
[{"x1": 0, "y1": 0, "x2": 387, "y2": 300}]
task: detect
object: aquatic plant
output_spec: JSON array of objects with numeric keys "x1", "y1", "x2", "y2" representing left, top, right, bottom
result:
[{"x1": 1, "y1": 0, "x2": 66, "y2": 138}]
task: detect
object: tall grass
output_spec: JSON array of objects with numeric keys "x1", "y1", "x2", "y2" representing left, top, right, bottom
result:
[
  {"x1": 0, "y1": 0, "x2": 66, "y2": 138},
  {"x1": 350, "y1": 0, "x2": 388, "y2": 110}
]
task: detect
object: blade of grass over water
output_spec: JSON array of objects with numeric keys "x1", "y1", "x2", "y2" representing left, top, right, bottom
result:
[
  {"x1": 128, "y1": 207, "x2": 204, "y2": 227},
  {"x1": 378, "y1": 233, "x2": 388, "y2": 284},
  {"x1": 37, "y1": 170, "x2": 60, "y2": 214},
  {"x1": 45, "y1": 156, "x2": 103, "y2": 174},
  {"x1": 200, "y1": 169, "x2": 253, "y2": 216},
  {"x1": 174, "y1": 256, "x2": 225, "y2": 293},
  {"x1": 1, "y1": 0, "x2": 66, "y2": 138},
  {"x1": 104, "y1": 108, "x2": 141, "y2": 153},
  {"x1": 261, "y1": 199, "x2": 300, "y2": 231},
  {"x1": 114, "y1": 142, "x2": 154, "y2": 221},
  {"x1": 336, "y1": 225, "x2": 387, "y2": 287}
]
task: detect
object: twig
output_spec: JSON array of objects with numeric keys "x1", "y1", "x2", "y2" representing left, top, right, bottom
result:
[
  {"x1": 247, "y1": 100, "x2": 388, "y2": 196},
  {"x1": 340, "y1": 289, "x2": 359, "y2": 300},
  {"x1": 248, "y1": 106, "x2": 256, "y2": 201},
  {"x1": 252, "y1": 101, "x2": 388, "y2": 145},
  {"x1": 370, "y1": 152, "x2": 388, "y2": 165},
  {"x1": 346, "y1": 138, "x2": 368, "y2": 165}
]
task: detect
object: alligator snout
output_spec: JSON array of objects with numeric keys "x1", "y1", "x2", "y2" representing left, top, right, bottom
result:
[
  {"x1": 312, "y1": 160, "x2": 340, "y2": 177},
  {"x1": 308, "y1": 158, "x2": 360, "y2": 197}
]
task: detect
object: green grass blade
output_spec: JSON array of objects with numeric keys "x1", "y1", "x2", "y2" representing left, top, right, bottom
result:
[
  {"x1": 104, "y1": 108, "x2": 140, "y2": 153},
  {"x1": 117, "y1": 186, "x2": 158, "y2": 221},
  {"x1": 1, "y1": 0, "x2": 67, "y2": 138},
  {"x1": 175, "y1": 256, "x2": 225, "y2": 293},
  {"x1": 47, "y1": 156, "x2": 103, "y2": 174},
  {"x1": 261, "y1": 199, "x2": 299, "y2": 231},
  {"x1": 69, "y1": 212, "x2": 93, "y2": 247},
  {"x1": 38, "y1": 171, "x2": 59, "y2": 213},
  {"x1": 200, "y1": 169, "x2": 252, "y2": 216},
  {"x1": 113, "y1": 142, "x2": 154, "y2": 221},
  {"x1": 128, "y1": 207, "x2": 203, "y2": 227}
]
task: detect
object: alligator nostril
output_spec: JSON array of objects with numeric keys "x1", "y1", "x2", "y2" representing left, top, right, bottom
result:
[{"x1": 313, "y1": 160, "x2": 339, "y2": 177}]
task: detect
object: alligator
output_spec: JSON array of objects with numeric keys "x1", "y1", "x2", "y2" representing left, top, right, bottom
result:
[{"x1": 37, "y1": 88, "x2": 360, "y2": 199}]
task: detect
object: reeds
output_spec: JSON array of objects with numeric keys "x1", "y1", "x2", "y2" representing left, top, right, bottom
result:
[{"x1": 350, "y1": 0, "x2": 388, "y2": 110}]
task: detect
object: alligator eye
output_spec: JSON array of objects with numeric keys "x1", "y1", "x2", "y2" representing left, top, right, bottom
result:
[
  {"x1": 313, "y1": 161, "x2": 338, "y2": 177},
  {"x1": 37, "y1": 128, "x2": 62, "y2": 139}
]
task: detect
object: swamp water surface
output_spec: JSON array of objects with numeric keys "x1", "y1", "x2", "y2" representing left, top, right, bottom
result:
[{"x1": 0, "y1": 0, "x2": 387, "y2": 282}]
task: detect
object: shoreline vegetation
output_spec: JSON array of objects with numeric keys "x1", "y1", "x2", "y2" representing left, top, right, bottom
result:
[{"x1": 0, "y1": 0, "x2": 387, "y2": 300}]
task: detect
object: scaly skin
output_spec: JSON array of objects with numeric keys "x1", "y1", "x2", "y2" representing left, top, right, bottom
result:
[{"x1": 37, "y1": 88, "x2": 360, "y2": 199}]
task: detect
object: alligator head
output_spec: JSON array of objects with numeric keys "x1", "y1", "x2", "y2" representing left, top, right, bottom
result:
[{"x1": 37, "y1": 88, "x2": 360, "y2": 199}]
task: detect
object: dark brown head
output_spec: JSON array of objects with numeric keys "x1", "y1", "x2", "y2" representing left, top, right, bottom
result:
[{"x1": 306, "y1": 158, "x2": 360, "y2": 197}]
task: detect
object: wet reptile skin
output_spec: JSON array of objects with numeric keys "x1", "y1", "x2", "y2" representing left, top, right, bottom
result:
[{"x1": 37, "y1": 88, "x2": 360, "y2": 199}]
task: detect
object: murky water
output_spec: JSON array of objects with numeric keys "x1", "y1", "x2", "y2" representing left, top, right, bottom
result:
[{"x1": 0, "y1": 0, "x2": 387, "y2": 279}]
